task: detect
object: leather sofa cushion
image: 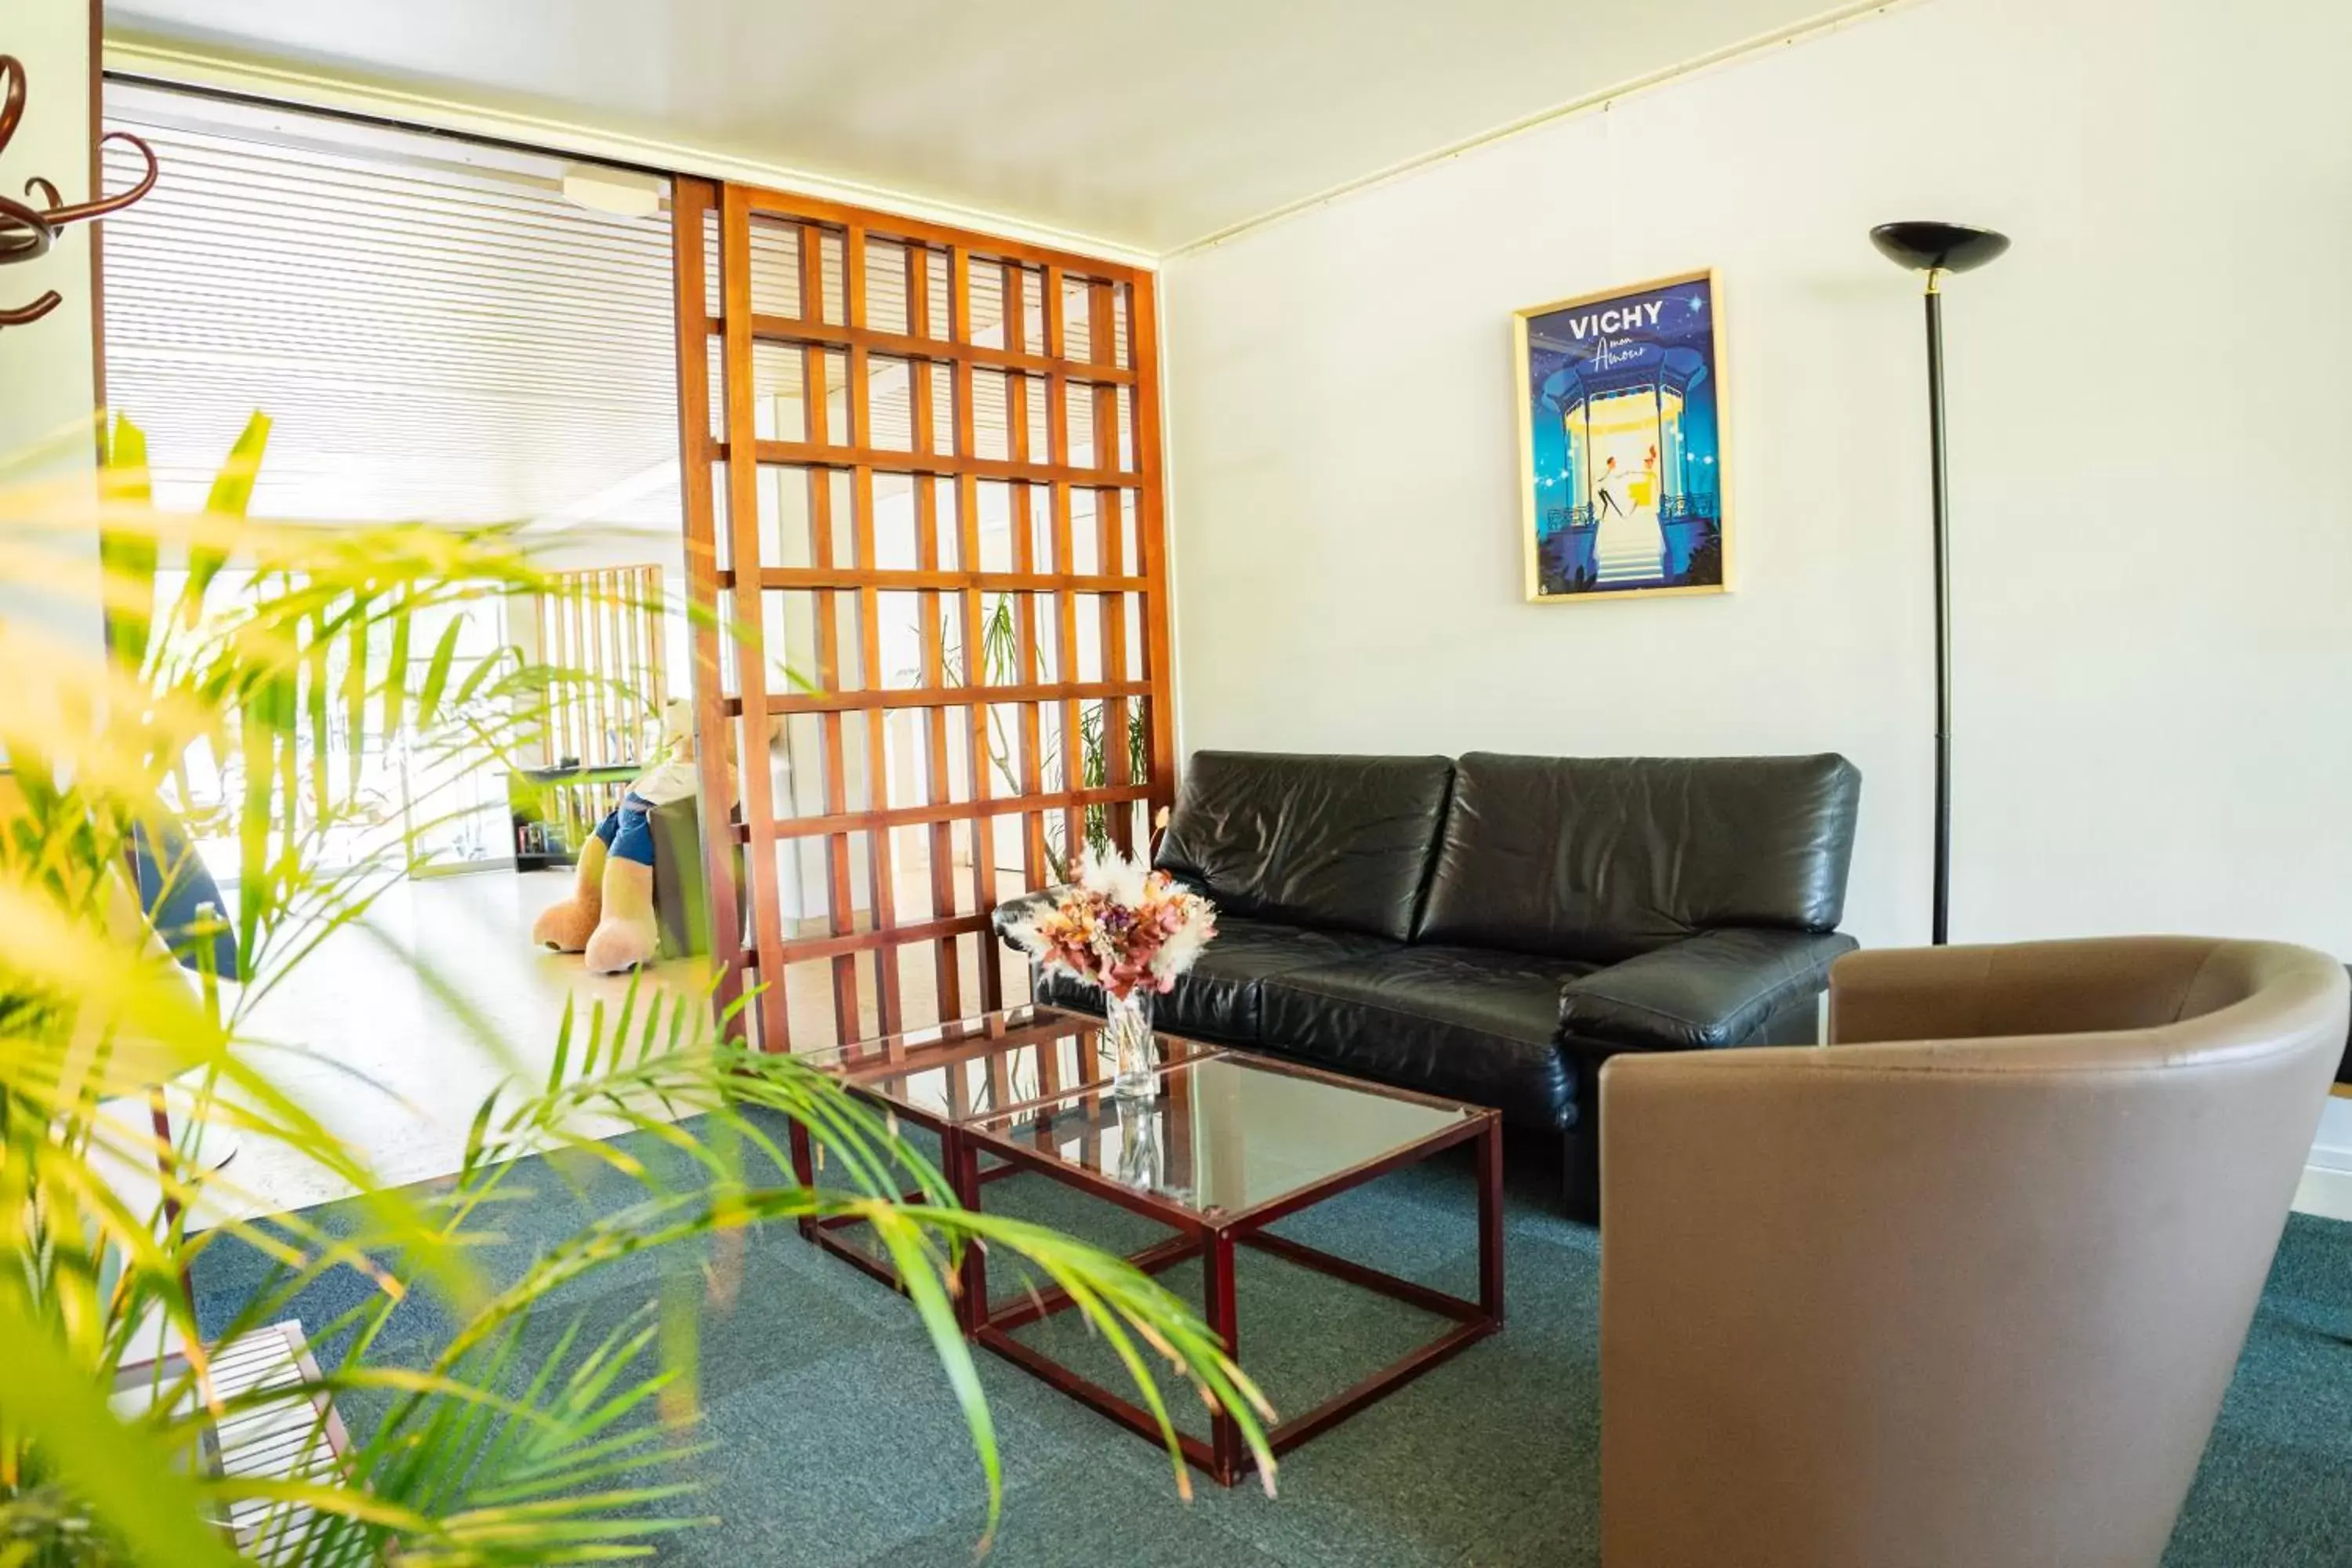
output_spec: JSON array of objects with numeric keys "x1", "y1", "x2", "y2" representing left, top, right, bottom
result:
[
  {"x1": 1558, "y1": 928, "x2": 1857, "y2": 1051},
  {"x1": 1417, "y1": 752, "x2": 1861, "y2": 963},
  {"x1": 1033, "y1": 916, "x2": 1398, "y2": 1044},
  {"x1": 1154, "y1": 751, "x2": 1454, "y2": 942},
  {"x1": 1256, "y1": 946, "x2": 1599, "y2": 1132}
]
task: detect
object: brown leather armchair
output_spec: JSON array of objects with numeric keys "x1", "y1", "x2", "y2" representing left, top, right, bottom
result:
[{"x1": 1599, "y1": 937, "x2": 2350, "y2": 1568}]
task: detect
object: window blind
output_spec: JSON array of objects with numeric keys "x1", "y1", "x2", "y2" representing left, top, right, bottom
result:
[{"x1": 100, "y1": 84, "x2": 681, "y2": 532}]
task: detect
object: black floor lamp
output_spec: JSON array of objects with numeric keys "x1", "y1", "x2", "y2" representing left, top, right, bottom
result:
[{"x1": 1871, "y1": 220, "x2": 2009, "y2": 946}]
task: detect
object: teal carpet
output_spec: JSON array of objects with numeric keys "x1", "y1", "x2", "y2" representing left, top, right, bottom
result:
[{"x1": 192, "y1": 1119, "x2": 2352, "y2": 1566}]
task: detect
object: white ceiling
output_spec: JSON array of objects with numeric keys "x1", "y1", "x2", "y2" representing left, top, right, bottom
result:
[{"x1": 107, "y1": 0, "x2": 1860, "y2": 256}]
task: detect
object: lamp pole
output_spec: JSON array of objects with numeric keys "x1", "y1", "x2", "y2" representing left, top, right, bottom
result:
[{"x1": 1871, "y1": 221, "x2": 2009, "y2": 946}]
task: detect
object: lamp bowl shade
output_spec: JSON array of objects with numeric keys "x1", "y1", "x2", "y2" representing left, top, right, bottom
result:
[{"x1": 1871, "y1": 221, "x2": 2011, "y2": 274}]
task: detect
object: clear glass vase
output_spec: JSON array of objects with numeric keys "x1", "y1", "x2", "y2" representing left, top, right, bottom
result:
[
  {"x1": 1112, "y1": 1094, "x2": 1163, "y2": 1190},
  {"x1": 1103, "y1": 989, "x2": 1157, "y2": 1099}
]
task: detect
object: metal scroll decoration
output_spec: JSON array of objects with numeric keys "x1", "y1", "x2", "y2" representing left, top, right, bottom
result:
[{"x1": 0, "y1": 52, "x2": 158, "y2": 329}]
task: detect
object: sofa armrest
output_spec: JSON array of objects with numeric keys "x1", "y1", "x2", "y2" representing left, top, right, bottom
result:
[
  {"x1": 1821, "y1": 935, "x2": 2328, "y2": 1047},
  {"x1": 989, "y1": 886, "x2": 1073, "y2": 947},
  {"x1": 1558, "y1": 928, "x2": 1857, "y2": 1051},
  {"x1": 992, "y1": 874, "x2": 1212, "y2": 947}
]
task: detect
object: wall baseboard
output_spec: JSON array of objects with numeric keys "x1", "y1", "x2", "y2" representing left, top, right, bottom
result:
[
  {"x1": 2307, "y1": 1142, "x2": 2352, "y2": 1175},
  {"x1": 2294, "y1": 1163, "x2": 2352, "y2": 1222}
]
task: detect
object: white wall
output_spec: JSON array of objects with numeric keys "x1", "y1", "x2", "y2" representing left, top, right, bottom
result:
[
  {"x1": 0, "y1": 0, "x2": 102, "y2": 653},
  {"x1": 0, "y1": 0, "x2": 96, "y2": 452},
  {"x1": 1161, "y1": 0, "x2": 2352, "y2": 958}
]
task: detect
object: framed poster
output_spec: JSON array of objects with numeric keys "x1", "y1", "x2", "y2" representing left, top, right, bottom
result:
[{"x1": 1515, "y1": 269, "x2": 1730, "y2": 602}]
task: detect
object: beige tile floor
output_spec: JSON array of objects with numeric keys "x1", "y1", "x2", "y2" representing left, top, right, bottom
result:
[
  {"x1": 116, "y1": 869, "x2": 719, "y2": 1226},
  {"x1": 124, "y1": 862, "x2": 1011, "y2": 1226}
]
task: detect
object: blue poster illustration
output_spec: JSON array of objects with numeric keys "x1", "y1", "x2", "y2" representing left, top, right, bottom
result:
[{"x1": 1516, "y1": 271, "x2": 1726, "y2": 601}]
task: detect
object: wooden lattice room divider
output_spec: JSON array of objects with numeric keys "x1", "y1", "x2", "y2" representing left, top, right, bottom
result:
[{"x1": 670, "y1": 178, "x2": 1174, "y2": 1053}]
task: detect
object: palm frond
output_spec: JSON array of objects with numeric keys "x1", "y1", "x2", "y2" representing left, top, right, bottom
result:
[{"x1": 1, "y1": 418, "x2": 1273, "y2": 1566}]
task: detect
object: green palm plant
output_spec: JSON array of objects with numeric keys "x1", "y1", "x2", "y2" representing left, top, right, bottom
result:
[
  {"x1": 949, "y1": 594, "x2": 1149, "y2": 873},
  {"x1": 0, "y1": 416, "x2": 1272, "y2": 1566}
]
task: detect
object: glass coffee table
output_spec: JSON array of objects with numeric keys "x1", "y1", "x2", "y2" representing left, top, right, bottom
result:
[
  {"x1": 800, "y1": 1005, "x2": 1504, "y2": 1487},
  {"x1": 789, "y1": 1006, "x2": 1215, "y2": 1299}
]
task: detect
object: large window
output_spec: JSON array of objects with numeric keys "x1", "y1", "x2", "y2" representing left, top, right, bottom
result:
[{"x1": 100, "y1": 84, "x2": 691, "y2": 880}]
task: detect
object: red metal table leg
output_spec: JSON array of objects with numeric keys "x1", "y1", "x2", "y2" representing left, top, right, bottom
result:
[
  {"x1": 1204, "y1": 1228, "x2": 1241, "y2": 1486},
  {"x1": 789, "y1": 1120, "x2": 817, "y2": 1240},
  {"x1": 949, "y1": 1127, "x2": 987, "y2": 1336},
  {"x1": 1479, "y1": 1116, "x2": 1506, "y2": 1324}
]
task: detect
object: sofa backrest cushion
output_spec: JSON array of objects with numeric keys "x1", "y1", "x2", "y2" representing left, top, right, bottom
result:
[
  {"x1": 1416, "y1": 753, "x2": 1862, "y2": 961},
  {"x1": 1154, "y1": 752, "x2": 1455, "y2": 942}
]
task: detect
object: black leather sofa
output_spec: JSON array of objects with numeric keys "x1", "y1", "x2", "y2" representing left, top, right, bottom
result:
[{"x1": 999, "y1": 750, "x2": 1862, "y2": 1220}]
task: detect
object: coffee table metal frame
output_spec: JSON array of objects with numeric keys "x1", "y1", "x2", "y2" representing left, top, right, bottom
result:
[
  {"x1": 960, "y1": 1048, "x2": 1504, "y2": 1486},
  {"x1": 787, "y1": 1008, "x2": 1138, "y2": 1298},
  {"x1": 794, "y1": 1006, "x2": 1504, "y2": 1488}
]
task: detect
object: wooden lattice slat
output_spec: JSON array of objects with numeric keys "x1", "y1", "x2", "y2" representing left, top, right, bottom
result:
[
  {"x1": 669, "y1": 178, "x2": 745, "y2": 1029},
  {"x1": 906, "y1": 241, "x2": 966, "y2": 1022},
  {"x1": 844, "y1": 223, "x2": 903, "y2": 1035},
  {"x1": 716, "y1": 184, "x2": 792, "y2": 1054},
  {"x1": 1091, "y1": 278, "x2": 1134, "y2": 855},
  {"x1": 674, "y1": 178, "x2": 1172, "y2": 1052},
  {"x1": 535, "y1": 563, "x2": 665, "y2": 767},
  {"x1": 950, "y1": 244, "x2": 1004, "y2": 1014},
  {"x1": 1004, "y1": 263, "x2": 1051, "y2": 900},
  {"x1": 1130, "y1": 278, "x2": 1177, "y2": 827}
]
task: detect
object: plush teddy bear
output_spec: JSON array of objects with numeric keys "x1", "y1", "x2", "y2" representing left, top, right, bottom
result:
[
  {"x1": 528, "y1": 826, "x2": 607, "y2": 952},
  {"x1": 581, "y1": 792, "x2": 662, "y2": 973},
  {"x1": 588, "y1": 699, "x2": 700, "y2": 972},
  {"x1": 532, "y1": 699, "x2": 699, "y2": 973}
]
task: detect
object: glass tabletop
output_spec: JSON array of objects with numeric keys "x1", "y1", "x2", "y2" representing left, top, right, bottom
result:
[
  {"x1": 967, "y1": 1052, "x2": 1484, "y2": 1221},
  {"x1": 797, "y1": 1005, "x2": 1215, "y2": 1127}
]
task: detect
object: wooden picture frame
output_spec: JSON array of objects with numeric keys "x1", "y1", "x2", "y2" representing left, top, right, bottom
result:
[{"x1": 1514, "y1": 268, "x2": 1730, "y2": 603}]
